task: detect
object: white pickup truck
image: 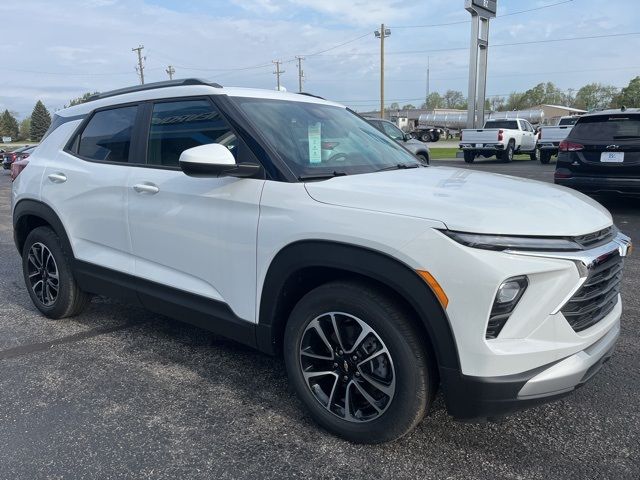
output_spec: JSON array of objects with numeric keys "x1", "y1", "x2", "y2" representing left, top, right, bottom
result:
[
  {"x1": 536, "y1": 116, "x2": 580, "y2": 164},
  {"x1": 459, "y1": 119, "x2": 538, "y2": 163}
]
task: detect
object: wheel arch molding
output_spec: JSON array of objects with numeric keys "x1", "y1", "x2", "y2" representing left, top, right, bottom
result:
[
  {"x1": 257, "y1": 240, "x2": 460, "y2": 371},
  {"x1": 12, "y1": 199, "x2": 73, "y2": 259}
]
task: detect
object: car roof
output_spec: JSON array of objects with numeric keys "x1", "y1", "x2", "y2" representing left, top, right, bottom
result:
[
  {"x1": 581, "y1": 108, "x2": 640, "y2": 118},
  {"x1": 58, "y1": 78, "x2": 345, "y2": 118}
]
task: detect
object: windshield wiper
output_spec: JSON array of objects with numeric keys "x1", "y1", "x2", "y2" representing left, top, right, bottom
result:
[
  {"x1": 376, "y1": 163, "x2": 421, "y2": 172},
  {"x1": 298, "y1": 171, "x2": 348, "y2": 181}
]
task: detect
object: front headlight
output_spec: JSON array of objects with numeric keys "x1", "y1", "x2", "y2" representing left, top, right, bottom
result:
[{"x1": 441, "y1": 230, "x2": 582, "y2": 252}]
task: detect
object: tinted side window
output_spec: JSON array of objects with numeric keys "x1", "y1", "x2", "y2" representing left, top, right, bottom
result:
[
  {"x1": 147, "y1": 100, "x2": 237, "y2": 167},
  {"x1": 77, "y1": 106, "x2": 138, "y2": 163}
]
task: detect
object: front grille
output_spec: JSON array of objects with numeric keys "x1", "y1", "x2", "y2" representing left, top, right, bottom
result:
[
  {"x1": 574, "y1": 226, "x2": 615, "y2": 249},
  {"x1": 561, "y1": 250, "x2": 623, "y2": 332}
]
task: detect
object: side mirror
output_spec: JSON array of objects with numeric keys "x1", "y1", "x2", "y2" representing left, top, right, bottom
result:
[
  {"x1": 179, "y1": 143, "x2": 261, "y2": 178},
  {"x1": 403, "y1": 133, "x2": 412, "y2": 141}
]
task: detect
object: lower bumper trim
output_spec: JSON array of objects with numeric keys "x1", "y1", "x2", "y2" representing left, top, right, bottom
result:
[{"x1": 440, "y1": 322, "x2": 620, "y2": 420}]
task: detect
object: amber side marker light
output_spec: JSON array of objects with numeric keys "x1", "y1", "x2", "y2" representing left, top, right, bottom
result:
[{"x1": 416, "y1": 270, "x2": 449, "y2": 309}]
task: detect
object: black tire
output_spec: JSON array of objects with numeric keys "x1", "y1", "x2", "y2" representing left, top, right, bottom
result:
[
  {"x1": 420, "y1": 132, "x2": 431, "y2": 142},
  {"x1": 530, "y1": 149, "x2": 540, "y2": 162},
  {"x1": 432, "y1": 133, "x2": 440, "y2": 142},
  {"x1": 463, "y1": 151, "x2": 475, "y2": 163},
  {"x1": 22, "y1": 226, "x2": 91, "y2": 319},
  {"x1": 503, "y1": 141, "x2": 515, "y2": 162},
  {"x1": 540, "y1": 151, "x2": 552, "y2": 164},
  {"x1": 416, "y1": 153, "x2": 430, "y2": 165},
  {"x1": 284, "y1": 281, "x2": 433, "y2": 444}
]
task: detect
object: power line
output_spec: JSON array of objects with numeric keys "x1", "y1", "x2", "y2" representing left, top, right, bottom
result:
[
  {"x1": 312, "y1": 31, "x2": 640, "y2": 57},
  {"x1": 391, "y1": 0, "x2": 575, "y2": 29}
]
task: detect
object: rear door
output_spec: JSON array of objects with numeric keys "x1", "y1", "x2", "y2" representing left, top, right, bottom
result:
[
  {"x1": 519, "y1": 120, "x2": 535, "y2": 151},
  {"x1": 565, "y1": 113, "x2": 640, "y2": 177},
  {"x1": 41, "y1": 104, "x2": 142, "y2": 274}
]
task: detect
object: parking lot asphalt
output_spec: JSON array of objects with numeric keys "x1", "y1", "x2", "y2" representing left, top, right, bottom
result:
[{"x1": 0, "y1": 160, "x2": 639, "y2": 480}]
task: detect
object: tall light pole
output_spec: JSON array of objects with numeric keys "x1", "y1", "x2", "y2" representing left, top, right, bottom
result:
[
  {"x1": 374, "y1": 24, "x2": 391, "y2": 118},
  {"x1": 166, "y1": 65, "x2": 175, "y2": 80},
  {"x1": 465, "y1": 0, "x2": 497, "y2": 128}
]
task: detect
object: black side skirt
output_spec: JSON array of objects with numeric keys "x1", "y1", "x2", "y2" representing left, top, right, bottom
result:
[{"x1": 73, "y1": 260, "x2": 257, "y2": 349}]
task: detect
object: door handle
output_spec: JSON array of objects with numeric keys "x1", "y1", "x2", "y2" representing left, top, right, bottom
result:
[
  {"x1": 47, "y1": 173, "x2": 67, "y2": 183},
  {"x1": 133, "y1": 183, "x2": 160, "y2": 195}
]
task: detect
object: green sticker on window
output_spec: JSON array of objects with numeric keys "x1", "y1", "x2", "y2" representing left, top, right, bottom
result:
[{"x1": 308, "y1": 122, "x2": 322, "y2": 164}]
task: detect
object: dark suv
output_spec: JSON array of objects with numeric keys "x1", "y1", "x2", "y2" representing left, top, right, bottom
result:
[{"x1": 554, "y1": 108, "x2": 640, "y2": 196}]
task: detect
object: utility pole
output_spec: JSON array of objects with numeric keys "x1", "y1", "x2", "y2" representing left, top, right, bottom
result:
[
  {"x1": 166, "y1": 65, "x2": 175, "y2": 80},
  {"x1": 273, "y1": 60, "x2": 284, "y2": 91},
  {"x1": 295, "y1": 56, "x2": 305, "y2": 93},
  {"x1": 374, "y1": 24, "x2": 391, "y2": 118},
  {"x1": 132, "y1": 45, "x2": 145, "y2": 85}
]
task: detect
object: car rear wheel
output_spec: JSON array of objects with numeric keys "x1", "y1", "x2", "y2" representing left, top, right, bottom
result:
[
  {"x1": 22, "y1": 226, "x2": 91, "y2": 319},
  {"x1": 464, "y1": 151, "x2": 475, "y2": 163},
  {"x1": 420, "y1": 132, "x2": 432, "y2": 142},
  {"x1": 284, "y1": 281, "x2": 433, "y2": 443},
  {"x1": 504, "y1": 142, "x2": 515, "y2": 162},
  {"x1": 531, "y1": 149, "x2": 540, "y2": 162},
  {"x1": 540, "y1": 151, "x2": 552, "y2": 164}
]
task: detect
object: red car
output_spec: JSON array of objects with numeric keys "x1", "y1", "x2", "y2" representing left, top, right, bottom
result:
[{"x1": 2, "y1": 145, "x2": 33, "y2": 170}]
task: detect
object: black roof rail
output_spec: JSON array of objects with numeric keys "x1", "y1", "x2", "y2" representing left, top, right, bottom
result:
[
  {"x1": 87, "y1": 78, "x2": 223, "y2": 102},
  {"x1": 298, "y1": 92, "x2": 326, "y2": 100}
]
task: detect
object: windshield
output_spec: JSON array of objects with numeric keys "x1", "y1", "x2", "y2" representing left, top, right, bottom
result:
[{"x1": 232, "y1": 97, "x2": 420, "y2": 178}]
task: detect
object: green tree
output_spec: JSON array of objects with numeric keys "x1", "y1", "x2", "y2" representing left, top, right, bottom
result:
[
  {"x1": 443, "y1": 90, "x2": 465, "y2": 109},
  {"x1": 389, "y1": 102, "x2": 400, "y2": 110},
  {"x1": 65, "y1": 91, "x2": 99, "y2": 108},
  {"x1": 489, "y1": 96, "x2": 505, "y2": 111},
  {"x1": 18, "y1": 117, "x2": 31, "y2": 141},
  {"x1": 401, "y1": 104, "x2": 416, "y2": 110},
  {"x1": 424, "y1": 92, "x2": 444, "y2": 110},
  {"x1": 573, "y1": 83, "x2": 618, "y2": 110},
  {"x1": 613, "y1": 76, "x2": 640, "y2": 108},
  {"x1": 506, "y1": 92, "x2": 527, "y2": 110},
  {"x1": 0, "y1": 110, "x2": 19, "y2": 139},
  {"x1": 30, "y1": 100, "x2": 51, "y2": 142}
]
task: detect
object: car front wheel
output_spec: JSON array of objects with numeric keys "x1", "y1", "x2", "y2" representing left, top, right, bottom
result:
[{"x1": 284, "y1": 281, "x2": 433, "y2": 443}]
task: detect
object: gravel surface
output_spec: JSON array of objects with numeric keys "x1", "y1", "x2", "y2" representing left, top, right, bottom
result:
[{"x1": 0, "y1": 160, "x2": 638, "y2": 480}]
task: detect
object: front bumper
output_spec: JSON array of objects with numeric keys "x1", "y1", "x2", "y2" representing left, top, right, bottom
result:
[
  {"x1": 439, "y1": 231, "x2": 631, "y2": 420},
  {"x1": 442, "y1": 321, "x2": 619, "y2": 419}
]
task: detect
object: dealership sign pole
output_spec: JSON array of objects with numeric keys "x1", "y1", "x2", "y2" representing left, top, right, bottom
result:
[{"x1": 465, "y1": 0, "x2": 497, "y2": 129}]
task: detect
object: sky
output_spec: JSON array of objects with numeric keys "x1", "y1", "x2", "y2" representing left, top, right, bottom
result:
[{"x1": 1, "y1": 0, "x2": 639, "y2": 118}]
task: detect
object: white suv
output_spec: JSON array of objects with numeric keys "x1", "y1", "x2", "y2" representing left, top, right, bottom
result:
[{"x1": 11, "y1": 79, "x2": 632, "y2": 443}]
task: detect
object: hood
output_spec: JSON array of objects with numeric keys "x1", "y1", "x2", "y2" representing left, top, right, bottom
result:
[{"x1": 304, "y1": 166, "x2": 612, "y2": 236}]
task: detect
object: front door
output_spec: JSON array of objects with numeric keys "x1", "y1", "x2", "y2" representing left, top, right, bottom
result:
[{"x1": 126, "y1": 98, "x2": 264, "y2": 323}]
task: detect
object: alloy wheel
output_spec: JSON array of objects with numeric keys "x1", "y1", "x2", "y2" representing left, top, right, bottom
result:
[
  {"x1": 299, "y1": 312, "x2": 396, "y2": 422},
  {"x1": 27, "y1": 242, "x2": 59, "y2": 307}
]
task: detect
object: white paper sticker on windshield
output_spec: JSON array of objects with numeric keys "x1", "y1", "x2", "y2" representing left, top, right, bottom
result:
[{"x1": 308, "y1": 122, "x2": 322, "y2": 164}]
